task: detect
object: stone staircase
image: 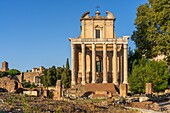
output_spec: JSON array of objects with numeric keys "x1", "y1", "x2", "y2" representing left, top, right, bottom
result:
[
  {"x1": 68, "y1": 83, "x2": 119, "y2": 99},
  {"x1": 85, "y1": 83, "x2": 119, "y2": 98},
  {"x1": 68, "y1": 84, "x2": 86, "y2": 98}
]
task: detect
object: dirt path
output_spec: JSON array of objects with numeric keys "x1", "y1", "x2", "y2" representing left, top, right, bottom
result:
[{"x1": 158, "y1": 101, "x2": 170, "y2": 112}]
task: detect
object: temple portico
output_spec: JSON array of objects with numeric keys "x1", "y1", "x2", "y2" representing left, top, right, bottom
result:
[{"x1": 69, "y1": 11, "x2": 129, "y2": 86}]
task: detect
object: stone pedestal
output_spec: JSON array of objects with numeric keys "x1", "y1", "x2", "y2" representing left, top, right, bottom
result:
[{"x1": 120, "y1": 83, "x2": 127, "y2": 98}]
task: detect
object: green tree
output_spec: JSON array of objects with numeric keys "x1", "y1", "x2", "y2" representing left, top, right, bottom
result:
[
  {"x1": 40, "y1": 59, "x2": 71, "y2": 88},
  {"x1": 66, "y1": 58, "x2": 70, "y2": 70},
  {"x1": 129, "y1": 58, "x2": 170, "y2": 94},
  {"x1": 128, "y1": 48, "x2": 142, "y2": 74},
  {"x1": 40, "y1": 69, "x2": 52, "y2": 87},
  {"x1": 22, "y1": 80, "x2": 31, "y2": 88},
  {"x1": 61, "y1": 59, "x2": 71, "y2": 88},
  {"x1": 56, "y1": 67, "x2": 64, "y2": 80},
  {"x1": 8, "y1": 69, "x2": 20, "y2": 77},
  {"x1": 132, "y1": 0, "x2": 170, "y2": 60},
  {"x1": 47, "y1": 66, "x2": 57, "y2": 86},
  {"x1": 0, "y1": 71, "x2": 9, "y2": 78}
]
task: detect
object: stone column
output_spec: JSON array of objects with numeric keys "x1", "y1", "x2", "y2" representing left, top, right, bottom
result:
[
  {"x1": 103, "y1": 43, "x2": 107, "y2": 83},
  {"x1": 71, "y1": 44, "x2": 76, "y2": 86},
  {"x1": 81, "y1": 43, "x2": 86, "y2": 85},
  {"x1": 113, "y1": 44, "x2": 118, "y2": 85},
  {"x1": 92, "y1": 43, "x2": 96, "y2": 83},
  {"x1": 123, "y1": 44, "x2": 128, "y2": 84},
  {"x1": 146, "y1": 83, "x2": 152, "y2": 95}
]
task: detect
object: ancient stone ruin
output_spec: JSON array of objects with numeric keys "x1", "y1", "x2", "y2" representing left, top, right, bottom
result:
[
  {"x1": 146, "y1": 83, "x2": 152, "y2": 96},
  {"x1": 53, "y1": 80, "x2": 62, "y2": 100},
  {"x1": 0, "y1": 76, "x2": 20, "y2": 92}
]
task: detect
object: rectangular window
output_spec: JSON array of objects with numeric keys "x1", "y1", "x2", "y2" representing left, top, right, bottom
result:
[{"x1": 96, "y1": 30, "x2": 100, "y2": 38}]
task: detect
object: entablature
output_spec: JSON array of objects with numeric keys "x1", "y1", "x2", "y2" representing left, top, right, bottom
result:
[{"x1": 69, "y1": 36, "x2": 129, "y2": 45}]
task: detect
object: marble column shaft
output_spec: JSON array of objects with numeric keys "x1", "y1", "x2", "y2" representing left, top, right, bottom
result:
[
  {"x1": 92, "y1": 43, "x2": 96, "y2": 83},
  {"x1": 113, "y1": 44, "x2": 118, "y2": 85},
  {"x1": 71, "y1": 44, "x2": 76, "y2": 85},
  {"x1": 123, "y1": 44, "x2": 128, "y2": 84},
  {"x1": 81, "y1": 43, "x2": 86, "y2": 85},
  {"x1": 103, "y1": 44, "x2": 107, "y2": 83}
]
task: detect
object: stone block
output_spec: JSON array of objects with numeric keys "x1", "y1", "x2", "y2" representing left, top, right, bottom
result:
[
  {"x1": 23, "y1": 91, "x2": 38, "y2": 96},
  {"x1": 139, "y1": 96, "x2": 149, "y2": 102},
  {"x1": 165, "y1": 89, "x2": 170, "y2": 94},
  {"x1": 95, "y1": 91, "x2": 108, "y2": 95}
]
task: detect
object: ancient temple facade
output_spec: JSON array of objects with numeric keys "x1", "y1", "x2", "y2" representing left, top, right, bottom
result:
[{"x1": 69, "y1": 11, "x2": 129, "y2": 86}]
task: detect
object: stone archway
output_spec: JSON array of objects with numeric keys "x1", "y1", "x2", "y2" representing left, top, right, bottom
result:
[{"x1": 14, "y1": 81, "x2": 18, "y2": 90}]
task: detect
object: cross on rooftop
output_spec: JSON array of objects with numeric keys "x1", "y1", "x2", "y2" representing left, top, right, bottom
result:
[{"x1": 96, "y1": 6, "x2": 100, "y2": 11}]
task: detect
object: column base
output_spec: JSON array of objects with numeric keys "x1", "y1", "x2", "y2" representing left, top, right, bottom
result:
[
  {"x1": 123, "y1": 81, "x2": 128, "y2": 84},
  {"x1": 102, "y1": 81, "x2": 108, "y2": 83},
  {"x1": 91, "y1": 81, "x2": 96, "y2": 83},
  {"x1": 81, "y1": 81, "x2": 86, "y2": 85},
  {"x1": 113, "y1": 81, "x2": 119, "y2": 86},
  {"x1": 71, "y1": 81, "x2": 76, "y2": 86}
]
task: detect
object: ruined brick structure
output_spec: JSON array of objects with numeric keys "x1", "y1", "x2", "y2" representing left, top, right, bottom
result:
[
  {"x1": 0, "y1": 77, "x2": 20, "y2": 92},
  {"x1": 0, "y1": 61, "x2": 9, "y2": 72},
  {"x1": 16, "y1": 66, "x2": 44, "y2": 86}
]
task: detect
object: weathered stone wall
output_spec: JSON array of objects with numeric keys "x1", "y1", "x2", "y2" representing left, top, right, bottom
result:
[
  {"x1": 23, "y1": 72, "x2": 39, "y2": 83},
  {"x1": 0, "y1": 77, "x2": 18, "y2": 92},
  {"x1": 1, "y1": 61, "x2": 9, "y2": 72},
  {"x1": 16, "y1": 73, "x2": 23, "y2": 83},
  {"x1": 80, "y1": 13, "x2": 115, "y2": 39}
]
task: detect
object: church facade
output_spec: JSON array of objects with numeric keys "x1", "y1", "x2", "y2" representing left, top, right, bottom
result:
[{"x1": 69, "y1": 11, "x2": 129, "y2": 86}]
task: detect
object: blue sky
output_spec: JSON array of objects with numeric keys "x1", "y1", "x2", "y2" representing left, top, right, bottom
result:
[{"x1": 0, "y1": 0, "x2": 148, "y2": 72}]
